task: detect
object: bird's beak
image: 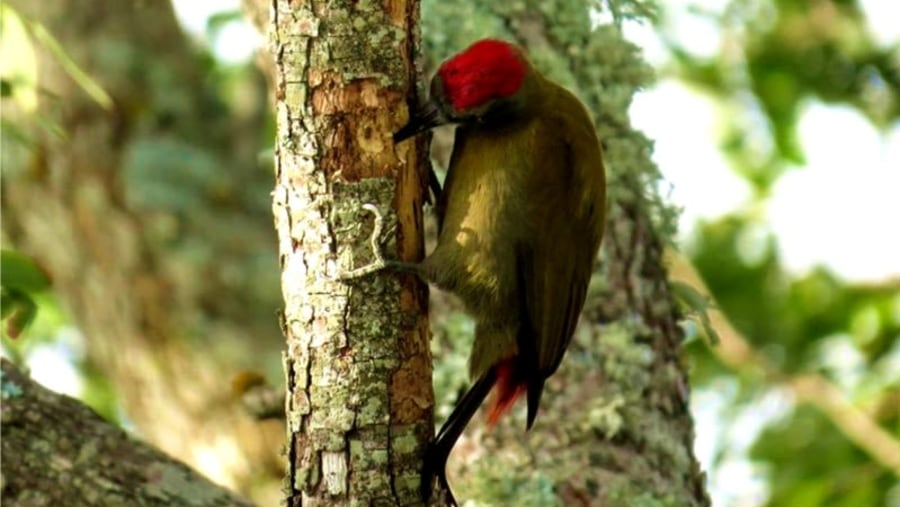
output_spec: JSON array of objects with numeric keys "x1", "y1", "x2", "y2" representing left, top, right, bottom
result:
[{"x1": 393, "y1": 102, "x2": 447, "y2": 143}]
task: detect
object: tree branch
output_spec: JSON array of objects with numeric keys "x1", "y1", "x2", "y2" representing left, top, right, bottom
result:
[
  {"x1": 0, "y1": 359, "x2": 253, "y2": 507},
  {"x1": 668, "y1": 253, "x2": 900, "y2": 476}
]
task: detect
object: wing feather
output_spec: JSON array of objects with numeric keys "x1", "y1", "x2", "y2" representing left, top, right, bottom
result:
[{"x1": 516, "y1": 89, "x2": 605, "y2": 424}]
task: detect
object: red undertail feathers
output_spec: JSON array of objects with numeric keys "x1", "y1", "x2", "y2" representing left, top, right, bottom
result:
[{"x1": 487, "y1": 358, "x2": 528, "y2": 426}]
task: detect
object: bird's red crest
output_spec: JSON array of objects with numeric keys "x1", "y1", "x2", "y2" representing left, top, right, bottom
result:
[{"x1": 437, "y1": 39, "x2": 526, "y2": 113}]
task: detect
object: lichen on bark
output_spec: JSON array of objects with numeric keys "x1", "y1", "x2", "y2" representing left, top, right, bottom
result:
[
  {"x1": 270, "y1": 0, "x2": 432, "y2": 504},
  {"x1": 1, "y1": 359, "x2": 253, "y2": 507}
]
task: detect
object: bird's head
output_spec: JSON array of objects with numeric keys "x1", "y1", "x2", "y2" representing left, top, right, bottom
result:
[{"x1": 394, "y1": 39, "x2": 531, "y2": 142}]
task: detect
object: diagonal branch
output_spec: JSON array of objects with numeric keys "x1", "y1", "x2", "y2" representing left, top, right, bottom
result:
[
  {"x1": 1, "y1": 359, "x2": 254, "y2": 506},
  {"x1": 668, "y1": 252, "x2": 900, "y2": 476}
]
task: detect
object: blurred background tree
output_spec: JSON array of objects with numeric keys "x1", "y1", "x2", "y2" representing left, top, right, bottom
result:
[
  {"x1": 1, "y1": 1, "x2": 284, "y2": 503},
  {"x1": 2, "y1": 0, "x2": 897, "y2": 506}
]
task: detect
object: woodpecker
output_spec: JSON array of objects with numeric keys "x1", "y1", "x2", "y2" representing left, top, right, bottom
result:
[{"x1": 394, "y1": 39, "x2": 606, "y2": 504}]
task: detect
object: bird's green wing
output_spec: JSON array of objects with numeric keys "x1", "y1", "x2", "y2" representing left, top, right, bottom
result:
[{"x1": 516, "y1": 98, "x2": 605, "y2": 427}]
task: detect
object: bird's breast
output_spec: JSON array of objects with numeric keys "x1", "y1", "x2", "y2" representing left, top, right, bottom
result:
[{"x1": 424, "y1": 128, "x2": 532, "y2": 308}]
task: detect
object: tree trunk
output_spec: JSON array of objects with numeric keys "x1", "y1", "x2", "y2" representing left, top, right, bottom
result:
[
  {"x1": 1, "y1": 359, "x2": 253, "y2": 507},
  {"x1": 269, "y1": 0, "x2": 432, "y2": 505},
  {"x1": 1, "y1": 1, "x2": 283, "y2": 502}
]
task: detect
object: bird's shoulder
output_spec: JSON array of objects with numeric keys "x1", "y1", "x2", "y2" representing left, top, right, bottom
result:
[
  {"x1": 533, "y1": 80, "x2": 600, "y2": 158},
  {"x1": 528, "y1": 81, "x2": 604, "y2": 197}
]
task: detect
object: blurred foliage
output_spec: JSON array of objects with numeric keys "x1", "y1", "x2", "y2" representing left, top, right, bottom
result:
[
  {"x1": 0, "y1": 249, "x2": 121, "y2": 420},
  {"x1": 659, "y1": 1, "x2": 900, "y2": 507},
  {"x1": 0, "y1": 4, "x2": 93, "y2": 146},
  {"x1": 1, "y1": 249, "x2": 50, "y2": 339},
  {"x1": 753, "y1": 404, "x2": 893, "y2": 507},
  {"x1": 694, "y1": 216, "x2": 899, "y2": 371},
  {"x1": 1, "y1": 0, "x2": 282, "y2": 432},
  {"x1": 667, "y1": 0, "x2": 899, "y2": 192},
  {"x1": 688, "y1": 214, "x2": 900, "y2": 506}
]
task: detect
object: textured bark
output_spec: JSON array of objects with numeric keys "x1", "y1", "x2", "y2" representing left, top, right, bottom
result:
[
  {"x1": 580, "y1": 176, "x2": 711, "y2": 506},
  {"x1": 1, "y1": 1, "x2": 282, "y2": 502},
  {"x1": 269, "y1": 0, "x2": 432, "y2": 505},
  {"x1": 0, "y1": 359, "x2": 252, "y2": 507}
]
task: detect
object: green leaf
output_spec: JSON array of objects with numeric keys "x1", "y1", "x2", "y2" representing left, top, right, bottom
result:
[{"x1": 1, "y1": 250, "x2": 50, "y2": 292}]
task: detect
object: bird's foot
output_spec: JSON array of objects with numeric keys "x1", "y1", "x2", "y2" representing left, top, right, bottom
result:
[
  {"x1": 338, "y1": 204, "x2": 394, "y2": 280},
  {"x1": 338, "y1": 204, "x2": 419, "y2": 280}
]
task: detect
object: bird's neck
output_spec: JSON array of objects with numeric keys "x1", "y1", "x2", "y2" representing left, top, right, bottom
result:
[{"x1": 470, "y1": 71, "x2": 547, "y2": 129}]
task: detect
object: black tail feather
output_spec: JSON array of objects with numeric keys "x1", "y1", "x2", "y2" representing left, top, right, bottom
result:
[
  {"x1": 525, "y1": 377, "x2": 545, "y2": 430},
  {"x1": 422, "y1": 369, "x2": 497, "y2": 505}
]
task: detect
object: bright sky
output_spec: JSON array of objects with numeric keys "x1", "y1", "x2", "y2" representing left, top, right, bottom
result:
[
  {"x1": 172, "y1": 0, "x2": 260, "y2": 64},
  {"x1": 630, "y1": 82, "x2": 900, "y2": 281}
]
